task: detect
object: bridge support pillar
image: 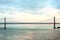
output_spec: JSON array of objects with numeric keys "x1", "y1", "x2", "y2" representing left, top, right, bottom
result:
[
  {"x1": 4, "y1": 18, "x2": 6, "y2": 29},
  {"x1": 54, "y1": 17, "x2": 56, "y2": 29}
]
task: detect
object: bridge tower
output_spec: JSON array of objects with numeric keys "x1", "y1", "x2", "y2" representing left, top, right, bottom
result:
[
  {"x1": 54, "y1": 17, "x2": 56, "y2": 29},
  {"x1": 4, "y1": 17, "x2": 6, "y2": 29}
]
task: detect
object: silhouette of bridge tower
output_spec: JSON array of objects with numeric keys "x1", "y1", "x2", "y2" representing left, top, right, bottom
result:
[
  {"x1": 4, "y1": 17, "x2": 6, "y2": 29},
  {"x1": 54, "y1": 17, "x2": 56, "y2": 29}
]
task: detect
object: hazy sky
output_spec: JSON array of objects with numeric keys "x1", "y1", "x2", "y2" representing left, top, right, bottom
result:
[{"x1": 0, "y1": 0, "x2": 60, "y2": 22}]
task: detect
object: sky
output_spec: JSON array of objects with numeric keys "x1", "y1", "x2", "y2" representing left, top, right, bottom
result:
[{"x1": 0, "y1": 0, "x2": 60, "y2": 22}]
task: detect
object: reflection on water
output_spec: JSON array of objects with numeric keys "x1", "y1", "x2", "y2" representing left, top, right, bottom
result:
[{"x1": 0, "y1": 29, "x2": 60, "y2": 40}]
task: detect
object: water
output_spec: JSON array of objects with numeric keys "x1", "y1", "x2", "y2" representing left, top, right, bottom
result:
[
  {"x1": 0, "y1": 29, "x2": 60, "y2": 40},
  {"x1": 0, "y1": 29, "x2": 53, "y2": 40},
  {"x1": 0, "y1": 24, "x2": 59, "y2": 29},
  {"x1": 0, "y1": 24, "x2": 53, "y2": 29},
  {"x1": 0, "y1": 24, "x2": 60, "y2": 40}
]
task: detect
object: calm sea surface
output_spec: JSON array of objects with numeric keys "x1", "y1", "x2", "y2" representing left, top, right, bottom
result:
[
  {"x1": 0, "y1": 24, "x2": 54, "y2": 29},
  {"x1": 0, "y1": 29, "x2": 60, "y2": 40},
  {"x1": 0, "y1": 24, "x2": 60, "y2": 40}
]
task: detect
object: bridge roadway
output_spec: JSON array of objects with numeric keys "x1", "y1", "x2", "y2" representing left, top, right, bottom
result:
[{"x1": 0, "y1": 23, "x2": 60, "y2": 24}]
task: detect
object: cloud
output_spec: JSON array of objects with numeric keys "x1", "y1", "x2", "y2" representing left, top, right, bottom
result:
[{"x1": 0, "y1": 7, "x2": 60, "y2": 22}]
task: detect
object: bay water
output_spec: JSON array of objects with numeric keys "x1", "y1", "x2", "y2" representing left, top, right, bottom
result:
[{"x1": 0, "y1": 24, "x2": 60, "y2": 40}]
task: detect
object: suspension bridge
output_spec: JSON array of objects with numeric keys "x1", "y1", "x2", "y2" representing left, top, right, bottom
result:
[{"x1": 0, "y1": 17, "x2": 59, "y2": 29}]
